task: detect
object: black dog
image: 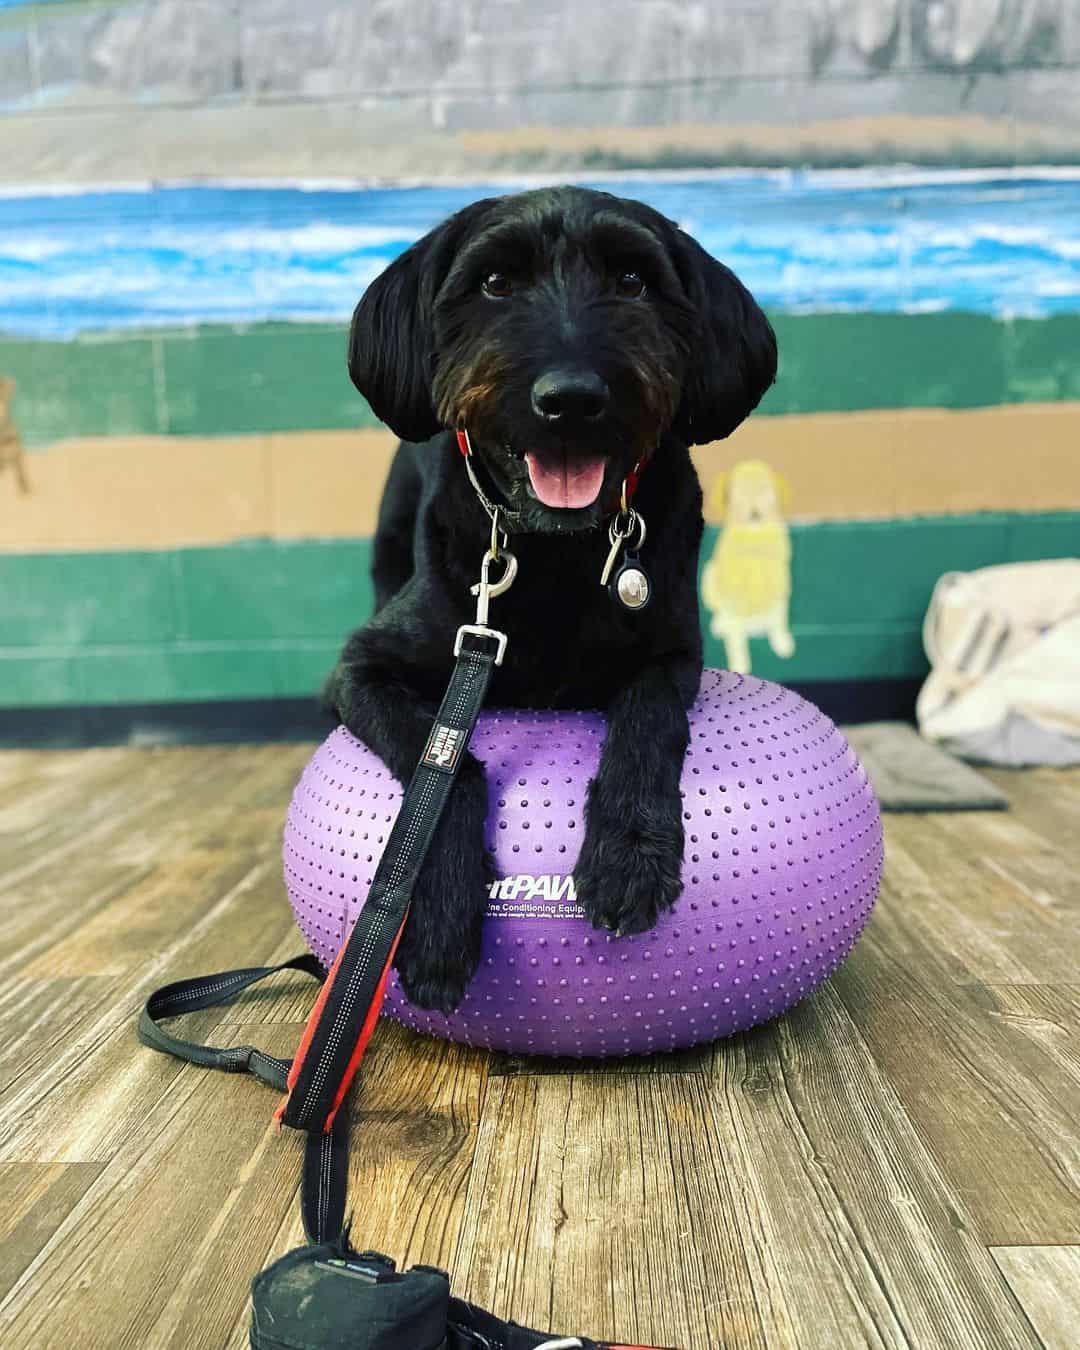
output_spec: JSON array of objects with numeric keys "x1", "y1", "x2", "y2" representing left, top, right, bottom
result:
[{"x1": 328, "y1": 186, "x2": 776, "y2": 1012}]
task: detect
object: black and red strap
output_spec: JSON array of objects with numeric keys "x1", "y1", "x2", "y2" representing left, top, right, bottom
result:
[
  {"x1": 275, "y1": 632, "x2": 500, "y2": 1137},
  {"x1": 136, "y1": 611, "x2": 675, "y2": 1347}
]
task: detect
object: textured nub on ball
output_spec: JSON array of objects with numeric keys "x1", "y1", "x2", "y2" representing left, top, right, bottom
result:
[{"x1": 285, "y1": 670, "x2": 883, "y2": 1058}]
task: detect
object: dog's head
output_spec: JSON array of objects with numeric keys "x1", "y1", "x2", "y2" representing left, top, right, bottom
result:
[
  {"x1": 711, "y1": 460, "x2": 790, "y2": 527},
  {"x1": 349, "y1": 186, "x2": 776, "y2": 533}
]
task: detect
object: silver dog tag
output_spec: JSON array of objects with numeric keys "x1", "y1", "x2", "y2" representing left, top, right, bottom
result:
[
  {"x1": 616, "y1": 564, "x2": 650, "y2": 610},
  {"x1": 609, "y1": 552, "x2": 651, "y2": 611}
]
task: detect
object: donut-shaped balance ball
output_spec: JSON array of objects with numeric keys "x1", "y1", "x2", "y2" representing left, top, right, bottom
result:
[{"x1": 285, "y1": 670, "x2": 882, "y2": 1058}]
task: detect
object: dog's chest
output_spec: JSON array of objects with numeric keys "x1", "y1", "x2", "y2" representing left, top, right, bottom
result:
[{"x1": 487, "y1": 567, "x2": 655, "y2": 706}]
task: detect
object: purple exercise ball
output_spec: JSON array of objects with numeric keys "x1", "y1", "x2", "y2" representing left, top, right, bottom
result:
[{"x1": 285, "y1": 670, "x2": 882, "y2": 1058}]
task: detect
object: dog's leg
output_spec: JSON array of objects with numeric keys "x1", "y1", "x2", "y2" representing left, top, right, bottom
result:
[
  {"x1": 372, "y1": 442, "x2": 422, "y2": 612},
  {"x1": 767, "y1": 603, "x2": 795, "y2": 659},
  {"x1": 12, "y1": 437, "x2": 29, "y2": 496},
  {"x1": 573, "y1": 658, "x2": 697, "y2": 936},
  {"x1": 14, "y1": 449, "x2": 29, "y2": 495},
  {"x1": 333, "y1": 624, "x2": 495, "y2": 1013},
  {"x1": 720, "y1": 623, "x2": 751, "y2": 674},
  {"x1": 0, "y1": 433, "x2": 28, "y2": 494}
]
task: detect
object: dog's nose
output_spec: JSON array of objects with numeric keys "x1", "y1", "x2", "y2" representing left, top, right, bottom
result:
[{"x1": 531, "y1": 369, "x2": 610, "y2": 425}]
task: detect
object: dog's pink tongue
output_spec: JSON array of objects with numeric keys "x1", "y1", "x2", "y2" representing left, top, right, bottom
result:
[{"x1": 524, "y1": 451, "x2": 607, "y2": 508}]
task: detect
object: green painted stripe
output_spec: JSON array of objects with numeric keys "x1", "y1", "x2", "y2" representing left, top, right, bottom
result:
[
  {"x1": 0, "y1": 641, "x2": 343, "y2": 708},
  {"x1": 0, "y1": 629, "x2": 925, "y2": 708},
  {"x1": 1, "y1": 511, "x2": 1076, "y2": 707},
  {"x1": 4, "y1": 312, "x2": 1080, "y2": 447}
]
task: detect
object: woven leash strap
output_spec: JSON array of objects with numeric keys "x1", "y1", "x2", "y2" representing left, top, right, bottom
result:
[
  {"x1": 136, "y1": 617, "x2": 676, "y2": 1345},
  {"x1": 276, "y1": 637, "x2": 498, "y2": 1137}
]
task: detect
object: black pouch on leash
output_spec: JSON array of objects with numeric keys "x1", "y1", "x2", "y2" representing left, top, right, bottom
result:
[
  {"x1": 248, "y1": 1237, "x2": 640, "y2": 1349},
  {"x1": 249, "y1": 1243, "x2": 450, "y2": 1350},
  {"x1": 138, "y1": 588, "x2": 673, "y2": 1350}
]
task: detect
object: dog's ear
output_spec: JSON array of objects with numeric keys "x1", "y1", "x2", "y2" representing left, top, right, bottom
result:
[
  {"x1": 705, "y1": 471, "x2": 729, "y2": 521},
  {"x1": 347, "y1": 235, "x2": 443, "y2": 442},
  {"x1": 347, "y1": 201, "x2": 495, "y2": 443},
  {"x1": 669, "y1": 232, "x2": 777, "y2": 446},
  {"x1": 769, "y1": 466, "x2": 791, "y2": 515}
]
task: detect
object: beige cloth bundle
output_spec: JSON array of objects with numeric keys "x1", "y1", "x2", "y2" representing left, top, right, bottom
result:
[{"x1": 917, "y1": 559, "x2": 1080, "y2": 767}]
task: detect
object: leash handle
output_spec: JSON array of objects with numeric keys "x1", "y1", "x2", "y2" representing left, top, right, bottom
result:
[
  {"x1": 276, "y1": 634, "x2": 501, "y2": 1136},
  {"x1": 136, "y1": 953, "x2": 351, "y2": 1242},
  {"x1": 137, "y1": 960, "x2": 676, "y2": 1342},
  {"x1": 138, "y1": 953, "x2": 323, "y2": 1089},
  {"x1": 134, "y1": 540, "x2": 679, "y2": 1346}
]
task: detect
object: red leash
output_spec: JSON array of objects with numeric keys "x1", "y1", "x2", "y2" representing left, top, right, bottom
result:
[{"x1": 275, "y1": 912, "x2": 409, "y2": 1133}]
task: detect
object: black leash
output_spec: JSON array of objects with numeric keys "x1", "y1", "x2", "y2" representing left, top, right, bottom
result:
[{"x1": 137, "y1": 537, "x2": 671, "y2": 1349}]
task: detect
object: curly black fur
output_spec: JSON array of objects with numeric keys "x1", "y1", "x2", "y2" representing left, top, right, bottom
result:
[{"x1": 330, "y1": 186, "x2": 776, "y2": 1011}]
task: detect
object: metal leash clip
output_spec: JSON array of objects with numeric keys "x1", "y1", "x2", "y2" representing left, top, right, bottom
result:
[
  {"x1": 455, "y1": 536, "x2": 517, "y2": 666},
  {"x1": 600, "y1": 507, "x2": 644, "y2": 587},
  {"x1": 600, "y1": 507, "x2": 652, "y2": 611}
]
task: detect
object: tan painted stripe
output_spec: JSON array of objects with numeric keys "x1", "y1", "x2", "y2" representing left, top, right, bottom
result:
[
  {"x1": 1, "y1": 404, "x2": 1077, "y2": 554},
  {"x1": 702, "y1": 401, "x2": 1080, "y2": 523},
  {"x1": 0, "y1": 429, "x2": 398, "y2": 553},
  {"x1": 457, "y1": 114, "x2": 1080, "y2": 166}
]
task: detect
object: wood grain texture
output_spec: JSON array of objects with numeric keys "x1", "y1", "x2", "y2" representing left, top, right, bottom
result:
[
  {"x1": 0, "y1": 1027, "x2": 302, "y2": 1350},
  {"x1": 453, "y1": 1070, "x2": 761, "y2": 1350},
  {"x1": 991, "y1": 1247, "x2": 1080, "y2": 1350},
  {"x1": 842, "y1": 722, "x2": 1009, "y2": 811},
  {"x1": 0, "y1": 861, "x2": 295, "y2": 1164},
  {"x1": 709, "y1": 990, "x2": 1040, "y2": 1349},
  {"x1": 982, "y1": 767, "x2": 1080, "y2": 856},
  {"x1": 0, "y1": 746, "x2": 1077, "y2": 1349},
  {"x1": 261, "y1": 1019, "x2": 490, "y2": 1270},
  {"x1": 0, "y1": 975, "x2": 118, "y2": 1102},
  {"x1": 0, "y1": 1163, "x2": 104, "y2": 1304},
  {"x1": 972, "y1": 984, "x2": 1080, "y2": 1090},
  {"x1": 456, "y1": 990, "x2": 1041, "y2": 1349},
  {"x1": 835, "y1": 905, "x2": 1080, "y2": 1244},
  {"x1": 883, "y1": 813, "x2": 1080, "y2": 985}
]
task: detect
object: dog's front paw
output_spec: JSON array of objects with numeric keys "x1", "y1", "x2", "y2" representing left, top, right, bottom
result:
[
  {"x1": 396, "y1": 940, "x2": 476, "y2": 1015},
  {"x1": 768, "y1": 625, "x2": 795, "y2": 659},
  {"x1": 393, "y1": 761, "x2": 494, "y2": 1014},
  {"x1": 573, "y1": 782, "x2": 684, "y2": 936}
]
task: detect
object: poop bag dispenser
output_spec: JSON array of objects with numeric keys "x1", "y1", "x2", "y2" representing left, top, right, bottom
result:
[{"x1": 250, "y1": 1241, "x2": 451, "y2": 1350}]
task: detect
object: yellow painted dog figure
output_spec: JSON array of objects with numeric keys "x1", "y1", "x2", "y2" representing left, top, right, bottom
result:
[
  {"x1": 701, "y1": 459, "x2": 794, "y2": 674},
  {"x1": 0, "y1": 376, "x2": 29, "y2": 495}
]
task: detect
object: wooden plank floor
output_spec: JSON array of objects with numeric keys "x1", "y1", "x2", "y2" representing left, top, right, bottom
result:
[{"x1": 0, "y1": 745, "x2": 1076, "y2": 1349}]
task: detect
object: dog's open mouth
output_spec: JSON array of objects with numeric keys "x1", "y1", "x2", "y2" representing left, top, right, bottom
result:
[{"x1": 523, "y1": 449, "x2": 608, "y2": 509}]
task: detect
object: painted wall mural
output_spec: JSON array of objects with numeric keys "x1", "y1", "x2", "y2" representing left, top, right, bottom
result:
[
  {"x1": 1, "y1": 2, "x2": 1079, "y2": 713},
  {"x1": 0, "y1": 375, "x2": 28, "y2": 496},
  {"x1": 701, "y1": 461, "x2": 794, "y2": 676},
  {"x1": 1, "y1": 166, "x2": 1078, "y2": 710},
  {"x1": 6, "y1": 172, "x2": 1080, "y2": 342}
]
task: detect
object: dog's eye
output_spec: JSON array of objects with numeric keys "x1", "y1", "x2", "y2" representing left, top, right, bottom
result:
[
  {"x1": 481, "y1": 272, "x2": 512, "y2": 298},
  {"x1": 615, "y1": 270, "x2": 646, "y2": 298}
]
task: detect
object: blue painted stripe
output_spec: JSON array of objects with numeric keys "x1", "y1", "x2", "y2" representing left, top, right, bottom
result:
[{"x1": 2, "y1": 172, "x2": 1080, "y2": 337}]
